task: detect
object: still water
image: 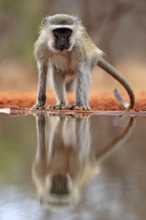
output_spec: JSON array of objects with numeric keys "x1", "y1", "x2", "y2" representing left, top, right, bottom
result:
[{"x1": 0, "y1": 112, "x2": 146, "y2": 220}]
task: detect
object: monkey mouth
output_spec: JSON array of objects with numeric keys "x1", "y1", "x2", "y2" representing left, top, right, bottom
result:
[
  {"x1": 57, "y1": 47, "x2": 69, "y2": 52},
  {"x1": 59, "y1": 47, "x2": 65, "y2": 51},
  {"x1": 55, "y1": 45, "x2": 70, "y2": 52}
]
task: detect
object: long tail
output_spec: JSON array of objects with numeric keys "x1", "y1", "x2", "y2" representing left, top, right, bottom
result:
[{"x1": 97, "y1": 57, "x2": 135, "y2": 110}]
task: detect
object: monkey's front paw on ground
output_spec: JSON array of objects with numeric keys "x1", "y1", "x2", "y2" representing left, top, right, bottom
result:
[
  {"x1": 31, "y1": 104, "x2": 45, "y2": 110},
  {"x1": 70, "y1": 105, "x2": 91, "y2": 111},
  {"x1": 47, "y1": 104, "x2": 67, "y2": 110}
]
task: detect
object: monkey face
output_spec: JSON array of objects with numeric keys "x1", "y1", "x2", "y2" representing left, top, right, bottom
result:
[
  {"x1": 32, "y1": 143, "x2": 81, "y2": 210},
  {"x1": 34, "y1": 172, "x2": 80, "y2": 210},
  {"x1": 52, "y1": 28, "x2": 72, "y2": 51},
  {"x1": 41, "y1": 173, "x2": 79, "y2": 209}
]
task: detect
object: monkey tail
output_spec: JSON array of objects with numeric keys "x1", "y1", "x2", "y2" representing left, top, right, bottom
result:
[{"x1": 97, "y1": 57, "x2": 135, "y2": 110}]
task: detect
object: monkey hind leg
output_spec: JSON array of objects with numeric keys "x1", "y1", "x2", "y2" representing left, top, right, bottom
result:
[
  {"x1": 71, "y1": 68, "x2": 91, "y2": 111},
  {"x1": 48, "y1": 67, "x2": 68, "y2": 110},
  {"x1": 75, "y1": 69, "x2": 90, "y2": 111}
]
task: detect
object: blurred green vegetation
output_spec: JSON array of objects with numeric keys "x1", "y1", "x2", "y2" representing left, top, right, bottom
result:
[
  {"x1": 0, "y1": 0, "x2": 146, "y2": 92},
  {"x1": 0, "y1": 0, "x2": 44, "y2": 63},
  {"x1": 1, "y1": 0, "x2": 146, "y2": 64},
  {"x1": 0, "y1": 114, "x2": 35, "y2": 183}
]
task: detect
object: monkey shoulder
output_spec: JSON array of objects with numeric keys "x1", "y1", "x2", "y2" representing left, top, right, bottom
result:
[
  {"x1": 82, "y1": 32, "x2": 96, "y2": 51},
  {"x1": 78, "y1": 32, "x2": 103, "y2": 67},
  {"x1": 34, "y1": 37, "x2": 50, "y2": 63}
]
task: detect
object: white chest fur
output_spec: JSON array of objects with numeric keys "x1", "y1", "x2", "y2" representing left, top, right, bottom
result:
[{"x1": 50, "y1": 51, "x2": 76, "y2": 73}]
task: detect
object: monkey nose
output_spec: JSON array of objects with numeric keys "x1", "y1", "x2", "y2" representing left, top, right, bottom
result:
[
  {"x1": 50, "y1": 174, "x2": 69, "y2": 195},
  {"x1": 58, "y1": 44, "x2": 66, "y2": 51},
  {"x1": 59, "y1": 46, "x2": 65, "y2": 51},
  {"x1": 56, "y1": 41, "x2": 67, "y2": 51}
]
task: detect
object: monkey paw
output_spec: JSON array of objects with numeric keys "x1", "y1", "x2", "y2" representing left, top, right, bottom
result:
[
  {"x1": 47, "y1": 104, "x2": 67, "y2": 111},
  {"x1": 75, "y1": 106, "x2": 90, "y2": 111},
  {"x1": 32, "y1": 104, "x2": 45, "y2": 110},
  {"x1": 68, "y1": 105, "x2": 90, "y2": 111}
]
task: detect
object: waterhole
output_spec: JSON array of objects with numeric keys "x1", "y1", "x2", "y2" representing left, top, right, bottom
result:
[{"x1": 0, "y1": 112, "x2": 146, "y2": 220}]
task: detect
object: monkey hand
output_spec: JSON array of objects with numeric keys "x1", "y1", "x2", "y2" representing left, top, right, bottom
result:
[
  {"x1": 32, "y1": 103, "x2": 45, "y2": 110},
  {"x1": 68, "y1": 104, "x2": 91, "y2": 111},
  {"x1": 47, "y1": 104, "x2": 67, "y2": 111}
]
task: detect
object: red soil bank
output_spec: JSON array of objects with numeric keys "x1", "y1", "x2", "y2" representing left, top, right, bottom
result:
[{"x1": 0, "y1": 91, "x2": 146, "y2": 111}]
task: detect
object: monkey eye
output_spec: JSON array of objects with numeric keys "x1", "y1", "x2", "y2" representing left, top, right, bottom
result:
[
  {"x1": 53, "y1": 29, "x2": 59, "y2": 38},
  {"x1": 53, "y1": 28, "x2": 72, "y2": 38},
  {"x1": 64, "y1": 29, "x2": 72, "y2": 37}
]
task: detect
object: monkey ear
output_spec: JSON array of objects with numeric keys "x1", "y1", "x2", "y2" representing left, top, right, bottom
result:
[{"x1": 41, "y1": 17, "x2": 48, "y2": 26}]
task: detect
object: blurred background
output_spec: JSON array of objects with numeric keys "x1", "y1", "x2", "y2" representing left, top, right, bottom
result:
[{"x1": 0, "y1": 0, "x2": 146, "y2": 93}]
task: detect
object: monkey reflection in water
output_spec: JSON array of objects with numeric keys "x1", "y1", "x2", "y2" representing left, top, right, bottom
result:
[{"x1": 32, "y1": 114, "x2": 134, "y2": 210}]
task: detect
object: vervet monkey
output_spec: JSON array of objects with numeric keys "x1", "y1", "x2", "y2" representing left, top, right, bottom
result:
[
  {"x1": 32, "y1": 115, "x2": 91, "y2": 209},
  {"x1": 32, "y1": 114, "x2": 134, "y2": 210},
  {"x1": 33, "y1": 14, "x2": 135, "y2": 110}
]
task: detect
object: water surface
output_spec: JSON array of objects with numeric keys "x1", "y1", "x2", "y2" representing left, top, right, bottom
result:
[{"x1": 0, "y1": 113, "x2": 146, "y2": 220}]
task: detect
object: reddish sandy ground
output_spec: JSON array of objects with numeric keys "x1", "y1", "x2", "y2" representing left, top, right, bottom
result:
[{"x1": 0, "y1": 91, "x2": 146, "y2": 112}]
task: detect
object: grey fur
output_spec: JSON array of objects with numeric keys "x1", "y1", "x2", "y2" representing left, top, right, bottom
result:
[{"x1": 33, "y1": 14, "x2": 135, "y2": 110}]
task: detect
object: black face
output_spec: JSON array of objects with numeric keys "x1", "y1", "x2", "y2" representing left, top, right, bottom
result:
[{"x1": 53, "y1": 28, "x2": 72, "y2": 51}]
